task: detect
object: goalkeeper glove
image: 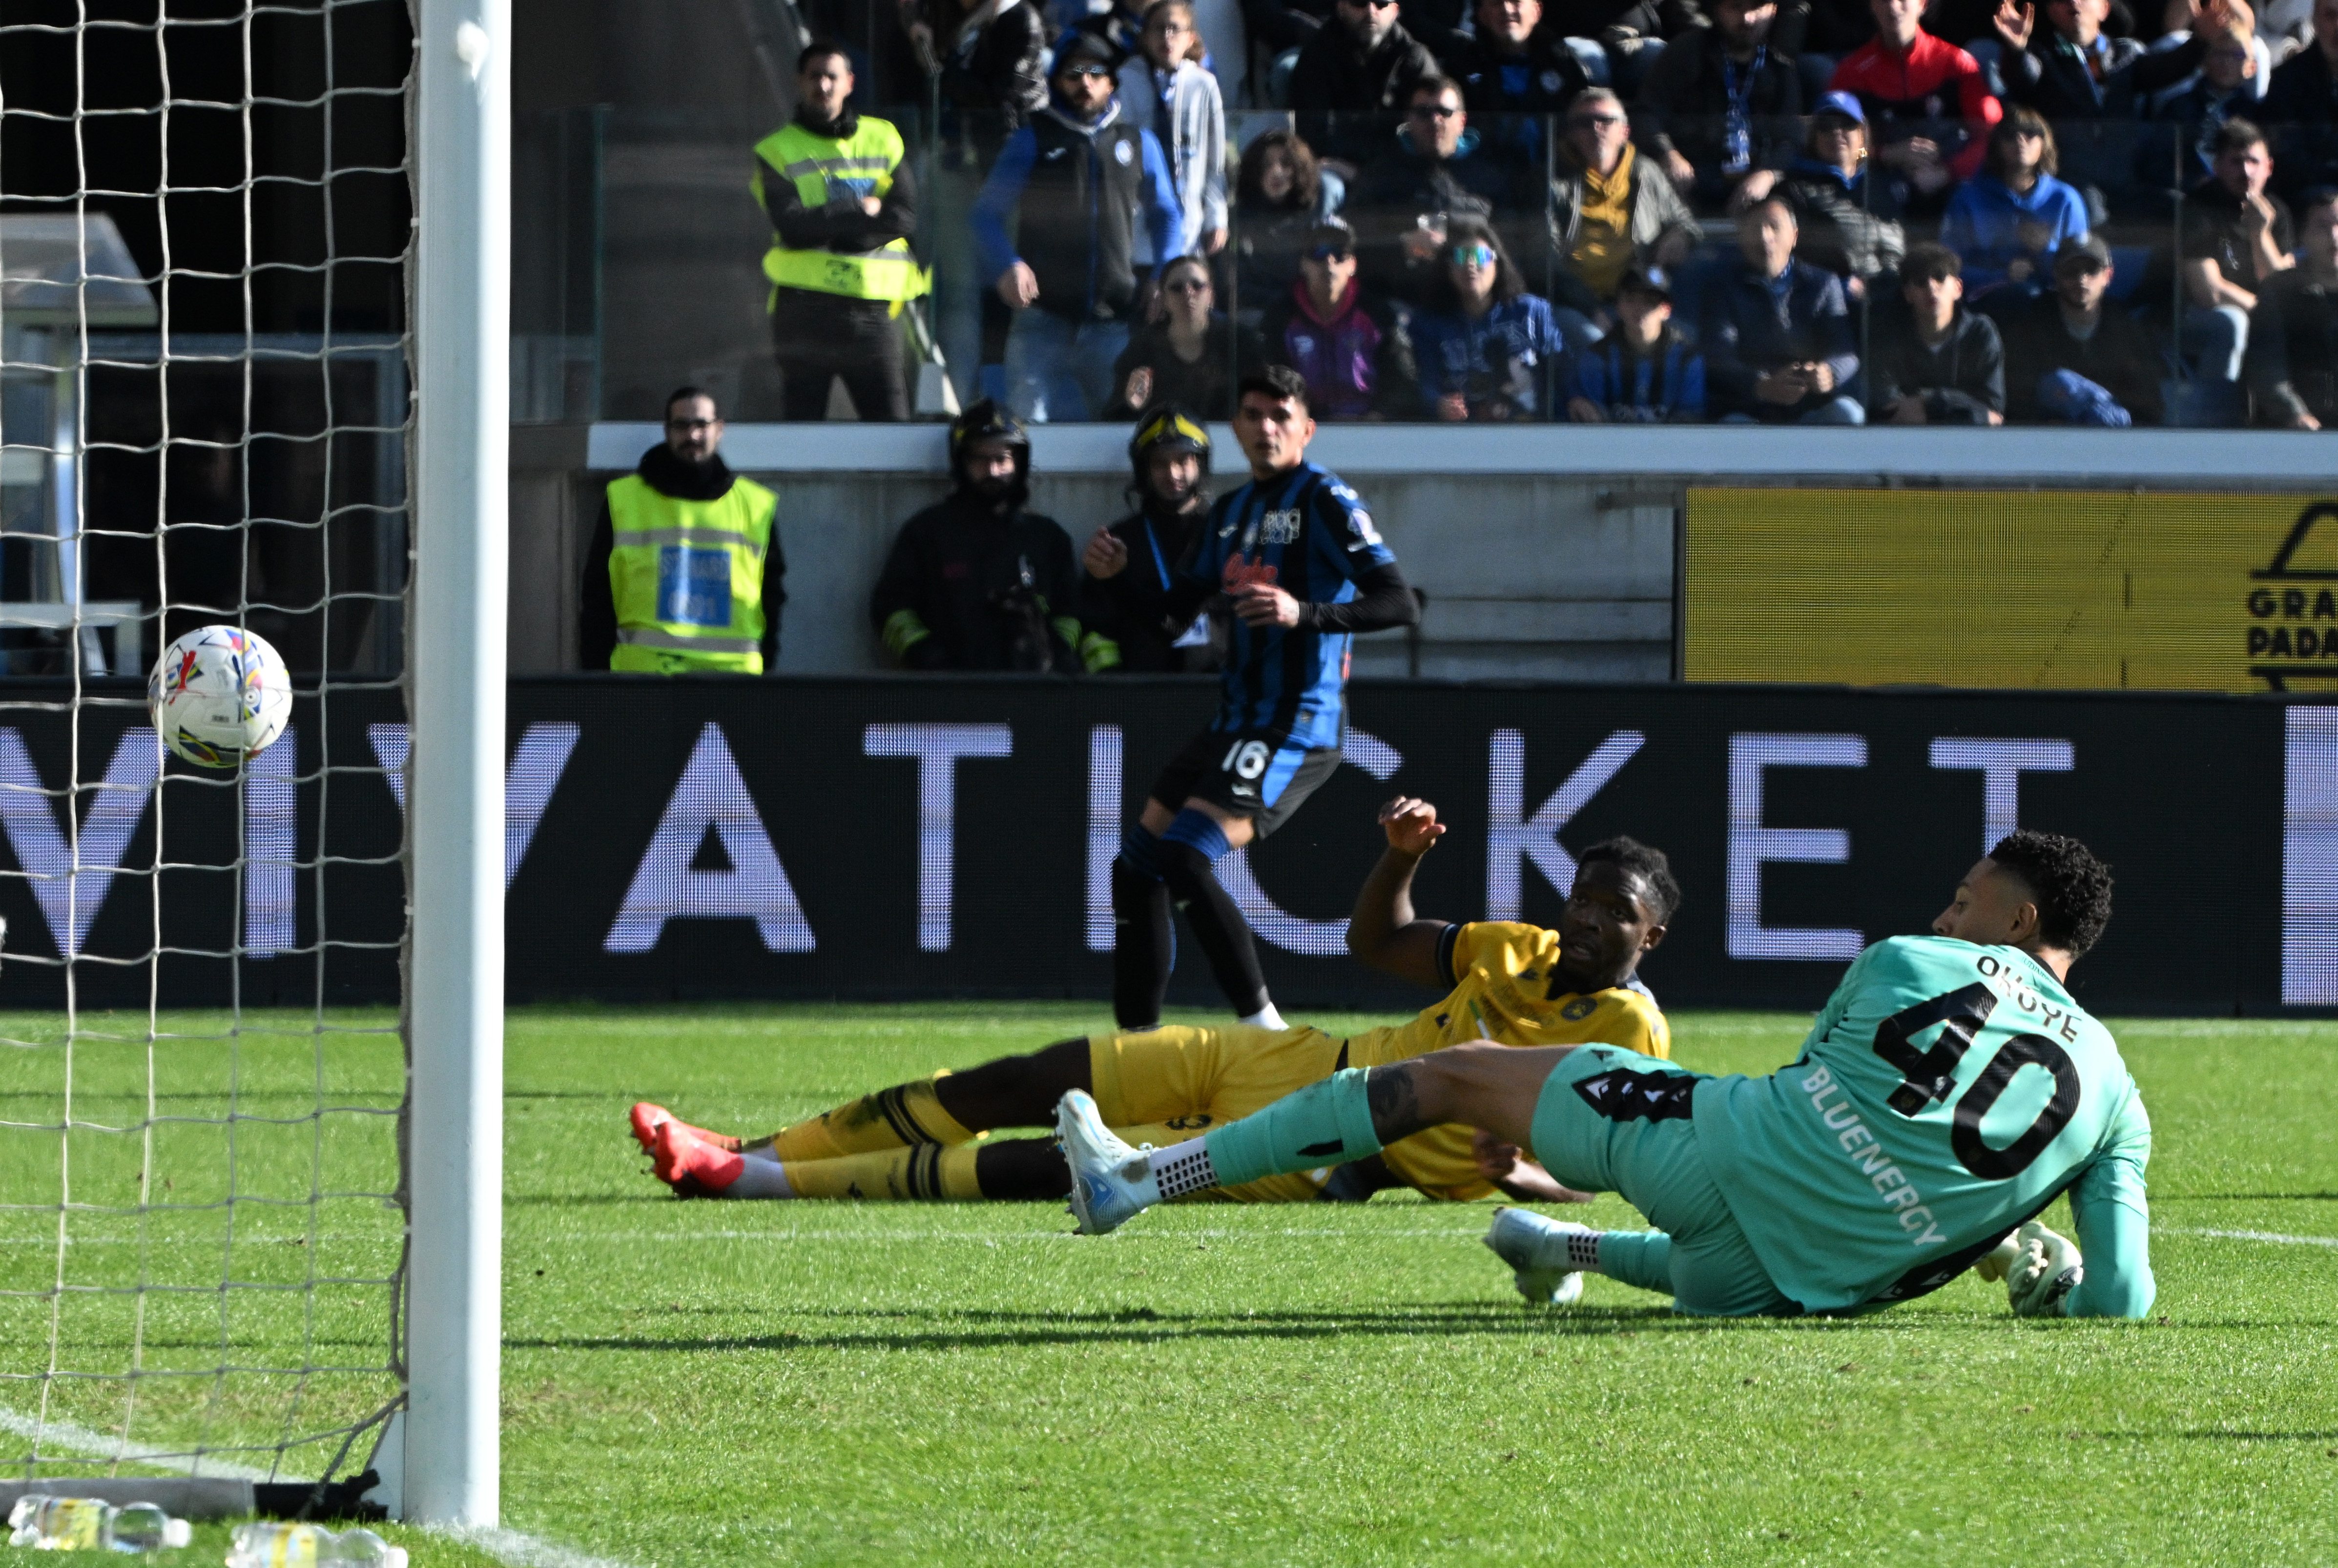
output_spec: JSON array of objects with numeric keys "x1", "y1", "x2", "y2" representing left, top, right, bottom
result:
[
  {"x1": 1973, "y1": 1233, "x2": 2021, "y2": 1284},
  {"x1": 2005, "y1": 1220, "x2": 2083, "y2": 1318}
]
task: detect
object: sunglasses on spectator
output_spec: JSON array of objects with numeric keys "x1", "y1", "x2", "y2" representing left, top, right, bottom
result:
[
  {"x1": 1304, "y1": 243, "x2": 1354, "y2": 261},
  {"x1": 1341, "y1": 0, "x2": 1402, "y2": 10},
  {"x1": 1450, "y1": 242, "x2": 1497, "y2": 268},
  {"x1": 1060, "y1": 62, "x2": 1113, "y2": 78},
  {"x1": 1570, "y1": 112, "x2": 1625, "y2": 128},
  {"x1": 1409, "y1": 103, "x2": 1462, "y2": 119}
]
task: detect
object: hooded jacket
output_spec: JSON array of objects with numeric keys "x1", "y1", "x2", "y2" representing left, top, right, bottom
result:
[
  {"x1": 1939, "y1": 172, "x2": 2091, "y2": 293},
  {"x1": 973, "y1": 94, "x2": 1183, "y2": 323},
  {"x1": 1116, "y1": 56, "x2": 1227, "y2": 255},
  {"x1": 1260, "y1": 277, "x2": 1423, "y2": 419},
  {"x1": 580, "y1": 445, "x2": 786, "y2": 671}
]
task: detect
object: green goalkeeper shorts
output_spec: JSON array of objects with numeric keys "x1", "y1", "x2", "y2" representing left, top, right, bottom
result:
[{"x1": 1528, "y1": 1045, "x2": 1800, "y2": 1317}]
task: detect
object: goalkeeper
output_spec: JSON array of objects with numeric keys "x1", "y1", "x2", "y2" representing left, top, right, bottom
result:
[
  {"x1": 631, "y1": 799, "x2": 1675, "y2": 1207},
  {"x1": 1058, "y1": 831, "x2": 2154, "y2": 1321}
]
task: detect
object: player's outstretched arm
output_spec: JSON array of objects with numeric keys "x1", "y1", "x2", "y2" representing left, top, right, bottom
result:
[
  {"x1": 1347, "y1": 797, "x2": 1452, "y2": 988},
  {"x1": 2064, "y1": 1142, "x2": 2155, "y2": 1320}
]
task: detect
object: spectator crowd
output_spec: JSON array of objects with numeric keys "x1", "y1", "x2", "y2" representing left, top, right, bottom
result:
[{"x1": 748, "y1": 0, "x2": 2338, "y2": 428}]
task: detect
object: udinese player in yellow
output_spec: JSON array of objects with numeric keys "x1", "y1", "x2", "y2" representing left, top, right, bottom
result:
[{"x1": 630, "y1": 796, "x2": 1676, "y2": 1205}]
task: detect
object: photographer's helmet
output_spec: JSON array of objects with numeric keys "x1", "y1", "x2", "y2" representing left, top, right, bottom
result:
[
  {"x1": 1127, "y1": 404, "x2": 1211, "y2": 487},
  {"x1": 949, "y1": 399, "x2": 1031, "y2": 489}
]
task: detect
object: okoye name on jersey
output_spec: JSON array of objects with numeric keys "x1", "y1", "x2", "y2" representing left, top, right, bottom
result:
[{"x1": 1061, "y1": 831, "x2": 2155, "y2": 1324}]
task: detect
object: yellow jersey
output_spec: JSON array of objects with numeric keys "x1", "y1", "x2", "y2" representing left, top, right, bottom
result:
[{"x1": 1350, "y1": 921, "x2": 1671, "y2": 1200}]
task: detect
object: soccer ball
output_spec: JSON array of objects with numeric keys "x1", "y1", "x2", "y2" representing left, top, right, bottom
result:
[{"x1": 147, "y1": 624, "x2": 292, "y2": 767}]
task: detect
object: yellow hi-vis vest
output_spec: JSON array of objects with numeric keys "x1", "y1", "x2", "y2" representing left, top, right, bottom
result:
[
  {"x1": 750, "y1": 118, "x2": 930, "y2": 309},
  {"x1": 606, "y1": 474, "x2": 778, "y2": 674}
]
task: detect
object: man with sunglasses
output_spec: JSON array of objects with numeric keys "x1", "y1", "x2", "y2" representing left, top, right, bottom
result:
[
  {"x1": 1290, "y1": 0, "x2": 1443, "y2": 172},
  {"x1": 1549, "y1": 88, "x2": 1700, "y2": 314},
  {"x1": 974, "y1": 30, "x2": 1184, "y2": 422},
  {"x1": 1260, "y1": 218, "x2": 1424, "y2": 417},
  {"x1": 579, "y1": 386, "x2": 784, "y2": 674},
  {"x1": 1349, "y1": 75, "x2": 1533, "y2": 303}
]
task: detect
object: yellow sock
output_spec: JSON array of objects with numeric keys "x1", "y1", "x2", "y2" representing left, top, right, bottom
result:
[
  {"x1": 759, "y1": 1075, "x2": 978, "y2": 1162},
  {"x1": 780, "y1": 1144, "x2": 985, "y2": 1200}
]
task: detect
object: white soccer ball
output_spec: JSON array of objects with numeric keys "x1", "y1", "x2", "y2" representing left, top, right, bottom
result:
[{"x1": 147, "y1": 624, "x2": 292, "y2": 768}]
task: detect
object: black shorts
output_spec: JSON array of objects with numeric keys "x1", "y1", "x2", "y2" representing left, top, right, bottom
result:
[{"x1": 1147, "y1": 727, "x2": 1342, "y2": 840}]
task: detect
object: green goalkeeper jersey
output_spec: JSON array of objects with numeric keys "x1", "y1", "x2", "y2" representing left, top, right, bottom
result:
[{"x1": 1695, "y1": 935, "x2": 2154, "y2": 1315}]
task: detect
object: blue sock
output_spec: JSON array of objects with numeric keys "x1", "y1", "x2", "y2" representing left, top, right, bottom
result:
[{"x1": 1159, "y1": 808, "x2": 1230, "y2": 863}]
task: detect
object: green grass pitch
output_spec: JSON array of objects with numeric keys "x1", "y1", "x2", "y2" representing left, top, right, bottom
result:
[{"x1": 5, "y1": 1002, "x2": 2337, "y2": 1567}]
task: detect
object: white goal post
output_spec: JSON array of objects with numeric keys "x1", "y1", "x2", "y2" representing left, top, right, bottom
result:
[{"x1": 404, "y1": 0, "x2": 511, "y2": 1531}]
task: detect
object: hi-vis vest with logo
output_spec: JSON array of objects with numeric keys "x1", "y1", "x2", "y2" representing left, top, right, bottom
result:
[
  {"x1": 606, "y1": 475, "x2": 777, "y2": 674},
  {"x1": 751, "y1": 119, "x2": 930, "y2": 309}
]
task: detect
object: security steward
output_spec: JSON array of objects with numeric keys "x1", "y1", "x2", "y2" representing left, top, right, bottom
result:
[
  {"x1": 580, "y1": 387, "x2": 784, "y2": 674},
  {"x1": 753, "y1": 40, "x2": 925, "y2": 422},
  {"x1": 1083, "y1": 406, "x2": 1221, "y2": 673},
  {"x1": 869, "y1": 401, "x2": 1117, "y2": 673}
]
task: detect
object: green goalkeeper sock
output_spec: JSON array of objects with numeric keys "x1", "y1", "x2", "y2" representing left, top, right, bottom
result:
[
  {"x1": 1593, "y1": 1230, "x2": 1672, "y2": 1295},
  {"x1": 1200, "y1": 1069, "x2": 1384, "y2": 1189}
]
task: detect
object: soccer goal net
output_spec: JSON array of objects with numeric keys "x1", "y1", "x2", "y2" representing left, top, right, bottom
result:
[{"x1": 0, "y1": 0, "x2": 428, "y2": 1503}]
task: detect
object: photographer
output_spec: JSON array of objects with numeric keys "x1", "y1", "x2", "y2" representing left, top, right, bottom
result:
[{"x1": 869, "y1": 402, "x2": 1119, "y2": 673}]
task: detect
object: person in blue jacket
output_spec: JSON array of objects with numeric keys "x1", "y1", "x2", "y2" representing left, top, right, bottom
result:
[
  {"x1": 974, "y1": 31, "x2": 1185, "y2": 422},
  {"x1": 1938, "y1": 106, "x2": 2092, "y2": 299},
  {"x1": 1411, "y1": 216, "x2": 1583, "y2": 420},
  {"x1": 1568, "y1": 263, "x2": 1706, "y2": 422}
]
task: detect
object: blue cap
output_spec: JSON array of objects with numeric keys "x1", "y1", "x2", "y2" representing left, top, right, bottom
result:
[{"x1": 1813, "y1": 90, "x2": 1866, "y2": 125}]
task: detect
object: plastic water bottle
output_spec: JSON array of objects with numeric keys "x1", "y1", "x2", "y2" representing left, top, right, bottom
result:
[
  {"x1": 6, "y1": 1494, "x2": 194, "y2": 1552},
  {"x1": 226, "y1": 1522, "x2": 407, "y2": 1568}
]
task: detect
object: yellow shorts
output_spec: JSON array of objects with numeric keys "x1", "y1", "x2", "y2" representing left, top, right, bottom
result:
[{"x1": 1088, "y1": 1024, "x2": 1346, "y2": 1203}]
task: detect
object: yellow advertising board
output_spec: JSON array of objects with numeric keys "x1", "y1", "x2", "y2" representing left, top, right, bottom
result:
[{"x1": 1683, "y1": 487, "x2": 2338, "y2": 692}]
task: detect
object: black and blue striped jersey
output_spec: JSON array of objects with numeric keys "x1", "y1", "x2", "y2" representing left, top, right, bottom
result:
[{"x1": 1182, "y1": 462, "x2": 1399, "y2": 750}]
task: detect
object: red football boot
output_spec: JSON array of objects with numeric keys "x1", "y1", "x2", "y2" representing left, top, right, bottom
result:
[
  {"x1": 652, "y1": 1119, "x2": 746, "y2": 1199},
  {"x1": 629, "y1": 1102, "x2": 740, "y2": 1156}
]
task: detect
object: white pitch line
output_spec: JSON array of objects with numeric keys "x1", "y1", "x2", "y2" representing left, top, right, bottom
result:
[
  {"x1": 2161, "y1": 1226, "x2": 2338, "y2": 1249},
  {"x1": 432, "y1": 1526, "x2": 644, "y2": 1568},
  {"x1": 0, "y1": 1402, "x2": 645, "y2": 1568},
  {"x1": 0, "y1": 1403, "x2": 273, "y2": 1480}
]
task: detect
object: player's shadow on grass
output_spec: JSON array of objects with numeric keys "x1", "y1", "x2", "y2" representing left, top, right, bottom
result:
[{"x1": 507, "y1": 1303, "x2": 1745, "y2": 1355}]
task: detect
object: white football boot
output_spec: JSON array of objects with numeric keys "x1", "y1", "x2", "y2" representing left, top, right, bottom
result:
[
  {"x1": 1055, "y1": 1089, "x2": 1162, "y2": 1236},
  {"x1": 1483, "y1": 1206, "x2": 1592, "y2": 1306}
]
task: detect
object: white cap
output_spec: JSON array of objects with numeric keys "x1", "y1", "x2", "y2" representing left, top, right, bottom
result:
[{"x1": 162, "y1": 1518, "x2": 192, "y2": 1549}]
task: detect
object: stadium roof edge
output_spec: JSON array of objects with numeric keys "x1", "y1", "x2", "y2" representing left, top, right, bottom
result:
[{"x1": 564, "y1": 421, "x2": 2338, "y2": 483}]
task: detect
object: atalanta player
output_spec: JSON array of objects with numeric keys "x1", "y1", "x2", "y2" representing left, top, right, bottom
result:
[
  {"x1": 1060, "y1": 832, "x2": 2154, "y2": 1325},
  {"x1": 1082, "y1": 366, "x2": 1418, "y2": 1030}
]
